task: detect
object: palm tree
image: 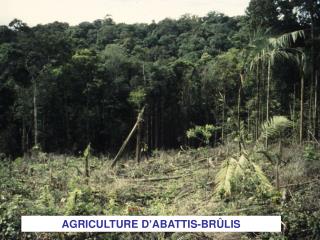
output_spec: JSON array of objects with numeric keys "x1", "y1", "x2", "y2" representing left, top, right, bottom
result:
[
  {"x1": 269, "y1": 30, "x2": 306, "y2": 144},
  {"x1": 249, "y1": 30, "x2": 305, "y2": 145}
]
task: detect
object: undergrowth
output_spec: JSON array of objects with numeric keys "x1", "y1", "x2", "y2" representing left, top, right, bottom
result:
[{"x1": 0, "y1": 144, "x2": 319, "y2": 239}]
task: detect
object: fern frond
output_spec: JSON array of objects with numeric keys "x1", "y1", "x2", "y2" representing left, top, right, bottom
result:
[
  {"x1": 260, "y1": 116, "x2": 292, "y2": 141},
  {"x1": 214, "y1": 154, "x2": 273, "y2": 198},
  {"x1": 252, "y1": 162, "x2": 273, "y2": 190},
  {"x1": 234, "y1": 154, "x2": 249, "y2": 177},
  {"x1": 214, "y1": 157, "x2": 237, "y2": 197}
]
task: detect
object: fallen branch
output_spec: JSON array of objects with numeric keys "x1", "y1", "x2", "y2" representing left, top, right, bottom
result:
[
  {"x1": 163, "y1": 157, "x2": 217, "y2": 173},
  {"x1": 111, "y1": 106, "x2": 145, "y2": 167},
  {"x1": 280, "y1": 178, "x2": 320, "y2": 188},
  {"x1": 132, "y1": 174, "x2": 191, "y2": 182},
  {"x1": 213, "y1": 205, "x2": 273, "y2": 215}
]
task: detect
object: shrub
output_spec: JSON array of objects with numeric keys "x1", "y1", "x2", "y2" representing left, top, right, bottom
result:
[
  {"x1": 303, "y1": 144, "x2": 319, "y2": 162},
  {"x1": 186, "y1": 124, "x2": 219, "y2": 146}
]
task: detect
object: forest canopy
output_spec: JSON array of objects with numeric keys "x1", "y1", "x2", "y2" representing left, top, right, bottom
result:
[
  {"x1": 1, "y1": 1, "x2": 320, "y2": 239},
  {"x1": 0, "y1": 0, "x2": 319, "y2": 157}
]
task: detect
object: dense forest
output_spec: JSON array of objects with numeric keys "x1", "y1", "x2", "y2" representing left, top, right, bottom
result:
[
  {"x1": 0, "y1": 0, "x2": 318, "y2": 156},
  {"x1": 1, "y1": 0, "x2": 320, "y2": 239}
]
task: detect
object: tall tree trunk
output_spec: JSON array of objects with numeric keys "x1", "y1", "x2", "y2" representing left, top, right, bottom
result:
[
  {"x1": 261, "y1": 61, "x2": 266, "y2": 127},
  {"x1": 300, "y1": 67, "x2": 304, "y2": 144},
  {"x1": 310, "y1": 4, "x2": 317, "y2": 138},
  {"x1": 256, "y1": 63, "x2": 261, "y2": 140},
  {"x1": 145, "y1": 107, "x2": 150, "y2": 152},
  {"x1": 247, "y1": 106, "x2": 250, "y2": 138},
  {"x1": 160, "y1": 97, "x2": 164, "y2": 147},
  {"x1": 238, "y1": 71, "x2": 244, "y2": 153},
  {"x1": 238, "y1": 84, "x2": 241, "y2": 152},
  {"x1": 266, "y1": 58, "x2": 271, "y2": 148},
  {"x1": 276, "y1": 139, "x2": 282, "y2": 191},
  {"x1": 64, "y1": 88, "x2": 70, "y2": 149},
  {"x1": 33, "y1": 78, "x2": 38, "y2": 147},
  {"x1": 293, "y1": 83, "x2": 296, "y2": 138},
  {"x1": 222, "y1": 88, "x2": 226, "y2": 143},
  {"x1": 136, "y1": 120, "x2": 142, "y2": 163},
  {"x1": 154, "y1": 103, "x2": 159, "y2": 149},
  {"x1": 315, "y1": 70, "x2": 319, "y2": 138},
  {"x1": 309, "y1": 87, "x2": 313, "y2": 141},
  {"x1": 150, "y1": 103, "x2": 154, "y2": 149},
  {"x1": 86, "y1": 91, "x2": 89, "y2": 144},
  {"x1": 22, "y1": 118, "x2": 26, "y2": 154}
]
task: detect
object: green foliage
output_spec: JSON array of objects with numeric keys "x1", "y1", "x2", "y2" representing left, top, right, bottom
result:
[
  {"x1": 0, "y1": 195, "x2": 31, "y2": 240},
  {"x1": 83, "y1": 143, "x2": 91, "y2": 159},
  {"x1": 0, "y1": 147, "x2": 319, "y2": 239},
  {"x1": 303, "y1": 145, "x2": 319, "y2": 162},
  {"x1": 1, "y1": 3, "x2": 318, "y2": 158},
  {"x1": 38, "y1": 185, "x2": 55, "y2": 208},
  {"x1": 186, "y1": 124, "x2": 219, "y2": 145},
  {"x1": 34, "y1": 185, "x2": 57, "y2": 215},
  {"x1": 280, "y1": 185, "x2": 320, "y2": 239},
  {"x1": 269, "y1": 30, "x2": 305, "y2": 48},
  {"x1": 0, "y1": 2, "x2": 320, "y2": 239},
  {"x1": 214, "y1": 154, "x2": 273, "y2": 199},
  {"x1": 72, "y1": 49, "x2": 96, "y2": 64},
  {"x1": 214, "y1": 157, "x2": 237, "y2": 197},
  {"x1": 65, "y1": 188, "x2": 81, "y2": 215},
  {"x1": 128, "y1": 88, "x2": 146, "y2": 110},
  {"x1": 65, "y1": 187, "x2": 102, "y2": 215},
  {"x1": 260, "y1": 116, "x2": 293, "y2": 142}
]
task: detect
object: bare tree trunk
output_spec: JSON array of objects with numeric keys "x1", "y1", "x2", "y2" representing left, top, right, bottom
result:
[
  {"x1": 85, "y1": 155, "x2": 89, "y2": 178},
  {"x1": 112, "y1": 106, "x2": 145, "y2": 167},
  {"x1": 256, "y1": 64, "x2": 261, "y2": 140},
  {"x1": 26, "y1": 129, "x2": 29, "y2": 151},
  {"x1": 33, "y1": 78, "x2": 38, "y2": 147},
  {"x1": 222, "y1": 89, "x2": 226, "y2": 143},
  {"x1": 247, "y1": 106, "x2": 250, "y2": 138},
  {"x1": 136, "y1": 121, "x2": 142, "y2": 163},
  {"x1": 293, "y1": 83, "x2": 296, "y2": 138},
  {"x1": 150, "y1": 104, "x2": 154, "y2": 149},
  {"x1": 64, "y1": 91, "x2": 70, "y2": 149},
  {"x1": 160, "y1": 98, "x2": 164, "y2": 147},
  {"x1": 315, "y1": 70, "x2": 319, "y2": 138},
  {"x1": 300, "y1": 68, "x2": 304, "y2": 144},
  {"x1": 145, "y1": 108, "x2": 149, "y2": 151},
  {"x1": 266, "y1": 59, "x2": 271, "y2": 148},
  {"x1": 155, "y1": 103, "x2": 159, "y2": 149},
  {"x1": 276, "y1": 139, "x2": 282, "y2": 191},
  {"x1": 238, "y1": 84, "x2": 241, "y2": 153},
  {"x1": 309, "y1": 87, "x2": 313, "y2": 141},
  {"x1": 238, "y1": 71, "x2": 244, "y2": 153},
  {"x1": 310, "y1": 7, "x2": 317, "y2": 138},
  {"x1": 261, "y1": 62, "x2": 266, "y2": 130},
  {"x1": 86, "y1": 91, "x2": 89, "y2": 143},
  {"x1": 22, "y1": 118, "x2": 26, "y2": 156}
]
